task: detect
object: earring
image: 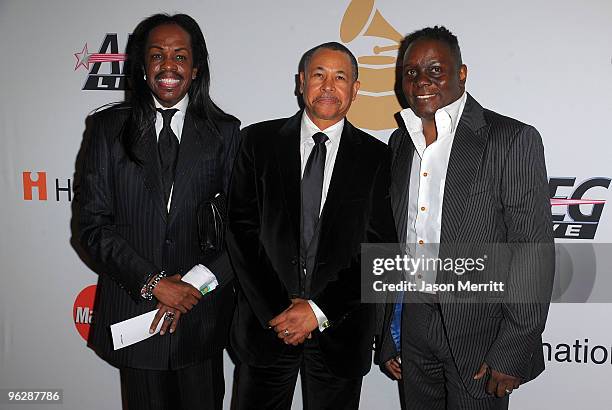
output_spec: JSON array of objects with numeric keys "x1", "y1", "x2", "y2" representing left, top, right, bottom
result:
[{"x1": 143, "y1": 74, "x2": 147, "y2": 80}]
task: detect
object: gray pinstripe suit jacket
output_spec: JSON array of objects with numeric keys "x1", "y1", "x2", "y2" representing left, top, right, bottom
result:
[{"x1": 379, "y1": 93, "x2": 555, "y2": 398}]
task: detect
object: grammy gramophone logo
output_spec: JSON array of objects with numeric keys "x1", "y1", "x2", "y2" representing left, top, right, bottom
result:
[{"x1": 340, "y1": 0, "x2": 403, "y2": 130}]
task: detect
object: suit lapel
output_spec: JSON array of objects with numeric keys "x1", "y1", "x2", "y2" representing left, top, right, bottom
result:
[
  {"x1": 275, "y1": 112, "x2": 302, "y2": 241},
  {"x1": 317, "y1": 120, "x2": 359, "y2": 239},
  {"x1": 440, "y1": 94, "x2": 489, "y2": 244},
  {"x1": 130, "y1": 121, "x2": 168, "y2": 222},
  {"x1": 168, "y1": 113, "x2": 218, "y2": 224},
  {"x1": 390, "y1": 128, "x2": 414, "y2": 245},
  {"x1": 309, "y1": 120, "x2": 360, "y2": 294}
]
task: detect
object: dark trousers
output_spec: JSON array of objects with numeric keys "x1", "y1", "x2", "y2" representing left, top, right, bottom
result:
[
  {"x1": 400, "y1": 299, "x2": 509, "y2": 410},
  {"x1": 120, "y1": 354, "x2": 224, "y2": 410},
  {"x1": 235, "y1": 338, "x2": 362, "y2": 410}
]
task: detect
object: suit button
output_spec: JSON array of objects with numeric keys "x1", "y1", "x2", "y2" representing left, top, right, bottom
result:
[
  {"x1": 165, "y1": 238, "x2": 173, "y2": 245},
  {"x1": 291, "y1": 259, "x2": 297, "y2": 265}
]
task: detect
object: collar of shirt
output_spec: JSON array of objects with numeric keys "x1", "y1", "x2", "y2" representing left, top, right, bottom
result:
[
  {"x1": 400, "y1": 91, "x2": 467, "y2": 157},
  {"x1": 300, "y1": 111, "x2": 344, "y2": 148},
  {"x1": 153, "y1": 94, "x2": 189, "y2": 143}
]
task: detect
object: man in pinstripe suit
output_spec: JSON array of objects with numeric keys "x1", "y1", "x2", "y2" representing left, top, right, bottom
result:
[
  {"x1": 77, "y1": 14, "x2": 239, "y2": 410},
  {"x1": 378, "y1": 26, "x2": 554, "y2": 409}
]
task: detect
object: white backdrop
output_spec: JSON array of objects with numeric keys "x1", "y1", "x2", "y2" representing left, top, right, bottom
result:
[{"x1": 1, "y1": 0, "x2": 612, "y2": 408}]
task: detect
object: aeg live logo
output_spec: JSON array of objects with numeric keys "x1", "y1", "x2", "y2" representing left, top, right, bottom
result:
[
  {"x1": 74, "y1": 34, "x2": 129, "y2": 90},
  {"x1": 550, "y1": 177, "x2": 611, "y2": 239}
]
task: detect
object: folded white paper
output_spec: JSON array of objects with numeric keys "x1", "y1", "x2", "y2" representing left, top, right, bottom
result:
[
  {"x1": 110, "y1": 309, "x2": 164, "y2": 350},
  {"x1": 110, "y1": 265, "x2": 219, "y2": 350}
]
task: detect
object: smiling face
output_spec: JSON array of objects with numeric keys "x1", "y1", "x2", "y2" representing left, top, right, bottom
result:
[
  {"x1": 145, "y1": 24, "x2": 197, "y2": 107},
  {"x1": 402, "y1": 39, "x2": 467, "y2": 120},
  {"x1": 299, "y1": 48, "x2": 360, "y2": 130}
]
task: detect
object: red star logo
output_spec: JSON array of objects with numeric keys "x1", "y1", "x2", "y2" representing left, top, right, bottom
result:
[{"x1": 74, "y1": 43, "x2": 90, "y2": 71}]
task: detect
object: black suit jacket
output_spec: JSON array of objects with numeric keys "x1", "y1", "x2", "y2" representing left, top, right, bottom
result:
[
  {"x1": 379, "y1": 94, "x2": 555, "y2": 398},
  {"x1": 226, "y1": 112, "x2": 397, "y2": 378},
  {"x1": 78, "y1": 105, "x2": 240, "y2": 370}
]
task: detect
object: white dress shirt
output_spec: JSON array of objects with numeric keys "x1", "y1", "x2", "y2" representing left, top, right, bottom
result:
[
  {"x1": 153, "y1": 94, "x2": 189, "y2": 211},
  {"x1": 300, "y1": 111, "x2": 345, "y2": 331},
  {"x1": 400, "y1": 92, "x2": 467, "y2": 293},
  {"x1": 300, "y1": 112, "x2": 344, "y2": 213}
]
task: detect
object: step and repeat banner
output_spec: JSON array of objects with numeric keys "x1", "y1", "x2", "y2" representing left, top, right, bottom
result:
[{"x1": 1, "y1": 0, "x2": 612, "y2": 408}]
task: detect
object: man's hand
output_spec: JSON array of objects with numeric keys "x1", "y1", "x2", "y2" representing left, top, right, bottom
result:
[
  {"x1": 152, "y1": 273, "x2": 202, "y2": 313},
  {"x1": 268, "y1": 298, "x2": 318, "y2": 346},
  {"x1": 473, "y1": 363, "x2": 521, "y2": 398},
  {"x1": 149, "y1": 302, "x2": 181, "y2": 335},
  {"x1": 384, "y1": 356, "x2": 402, "y2": 380}
]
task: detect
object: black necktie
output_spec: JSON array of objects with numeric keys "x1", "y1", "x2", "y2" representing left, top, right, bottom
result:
[
  {"x1": 157, "y1": 108, "x2": 179, "y2": 206},
  {"x1": 302, "y1": 132, "x2": 328, "y2": 247}
]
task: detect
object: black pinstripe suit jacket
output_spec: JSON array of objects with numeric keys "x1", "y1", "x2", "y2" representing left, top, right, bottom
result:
[
  {"x1": 78, "y1": 105, "x2": 239, "y2": 370},
  {"x1": 379, "y1": 94, "x2": 555, "y2": 398}
]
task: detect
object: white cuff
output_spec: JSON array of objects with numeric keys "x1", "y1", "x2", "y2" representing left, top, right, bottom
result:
[
  {"x1": 307, "y1": 300, "x2": 330, "y2": 332},
  {"x1": 182, "y1": 264, "x2": 218, "y2": 294}
]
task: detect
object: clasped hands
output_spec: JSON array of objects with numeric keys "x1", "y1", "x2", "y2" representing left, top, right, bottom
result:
[
  {"x1": 384, "y1": 359, "x2": 521, "y2": 398},
  {"x1": 148, "y1": 273, "x2": 202, "y2": 335},
  {"x1": 269, "y1": 298, "x2": 318, "y2": 346}
]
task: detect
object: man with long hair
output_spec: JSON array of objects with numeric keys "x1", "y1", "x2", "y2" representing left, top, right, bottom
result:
[{"x1": 77, "y1": 13, "x2": 239, "y2": 410}]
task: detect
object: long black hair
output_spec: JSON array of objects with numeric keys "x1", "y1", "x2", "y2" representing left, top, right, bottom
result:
[{"x1": 123, "y1": 13, "x2": 235, "y2": 158}]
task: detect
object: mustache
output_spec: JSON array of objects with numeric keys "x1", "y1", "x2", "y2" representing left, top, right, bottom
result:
[{"x1": 314, "y1": 94, "x2": 339, "y2": 103}]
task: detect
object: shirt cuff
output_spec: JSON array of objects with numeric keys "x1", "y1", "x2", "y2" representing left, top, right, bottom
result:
[
  {"x1": 307, "y1": 300, "x2": 330, "y2": 332},
  {"x1": 183, "y1": 264, "x2": 219, "y2": 294}
]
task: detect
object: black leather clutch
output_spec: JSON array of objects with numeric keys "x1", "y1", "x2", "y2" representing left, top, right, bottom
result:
[{"x1": 197, "y1": 192, "x2": 227, "y2": 259}]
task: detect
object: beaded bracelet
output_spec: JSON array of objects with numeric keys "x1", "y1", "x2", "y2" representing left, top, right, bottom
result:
[{"x1": 140, "y1": 271, "x2": 166, "y2": 300}]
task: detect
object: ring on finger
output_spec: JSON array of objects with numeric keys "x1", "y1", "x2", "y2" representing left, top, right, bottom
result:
[
  {"x1": 164, "y1": 312, "x2": 175, "y2": 321},
  {"x1": 283, "y1": 329, "x2": 290, "y2": 336}
]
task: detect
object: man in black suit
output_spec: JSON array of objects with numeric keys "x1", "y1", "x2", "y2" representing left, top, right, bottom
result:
[
  {"x1": 226, "y1": 42, "x2": 396, "y2": 409},
  {"x1": 378, "y1": 27, "x2": 555, "y2": 409},
  {"x1": 77, "y1": 14, "x2": 239, "y2": 410}
]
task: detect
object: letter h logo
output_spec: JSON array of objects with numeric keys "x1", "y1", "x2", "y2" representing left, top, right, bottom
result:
[{"x1": 23, "y1": 171, "x2": 47, "y2": 200}]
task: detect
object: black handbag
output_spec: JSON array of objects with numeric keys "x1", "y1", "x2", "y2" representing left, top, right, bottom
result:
[{"x1": 197, "y1": 192, "x2": 227, "y2": 259}]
